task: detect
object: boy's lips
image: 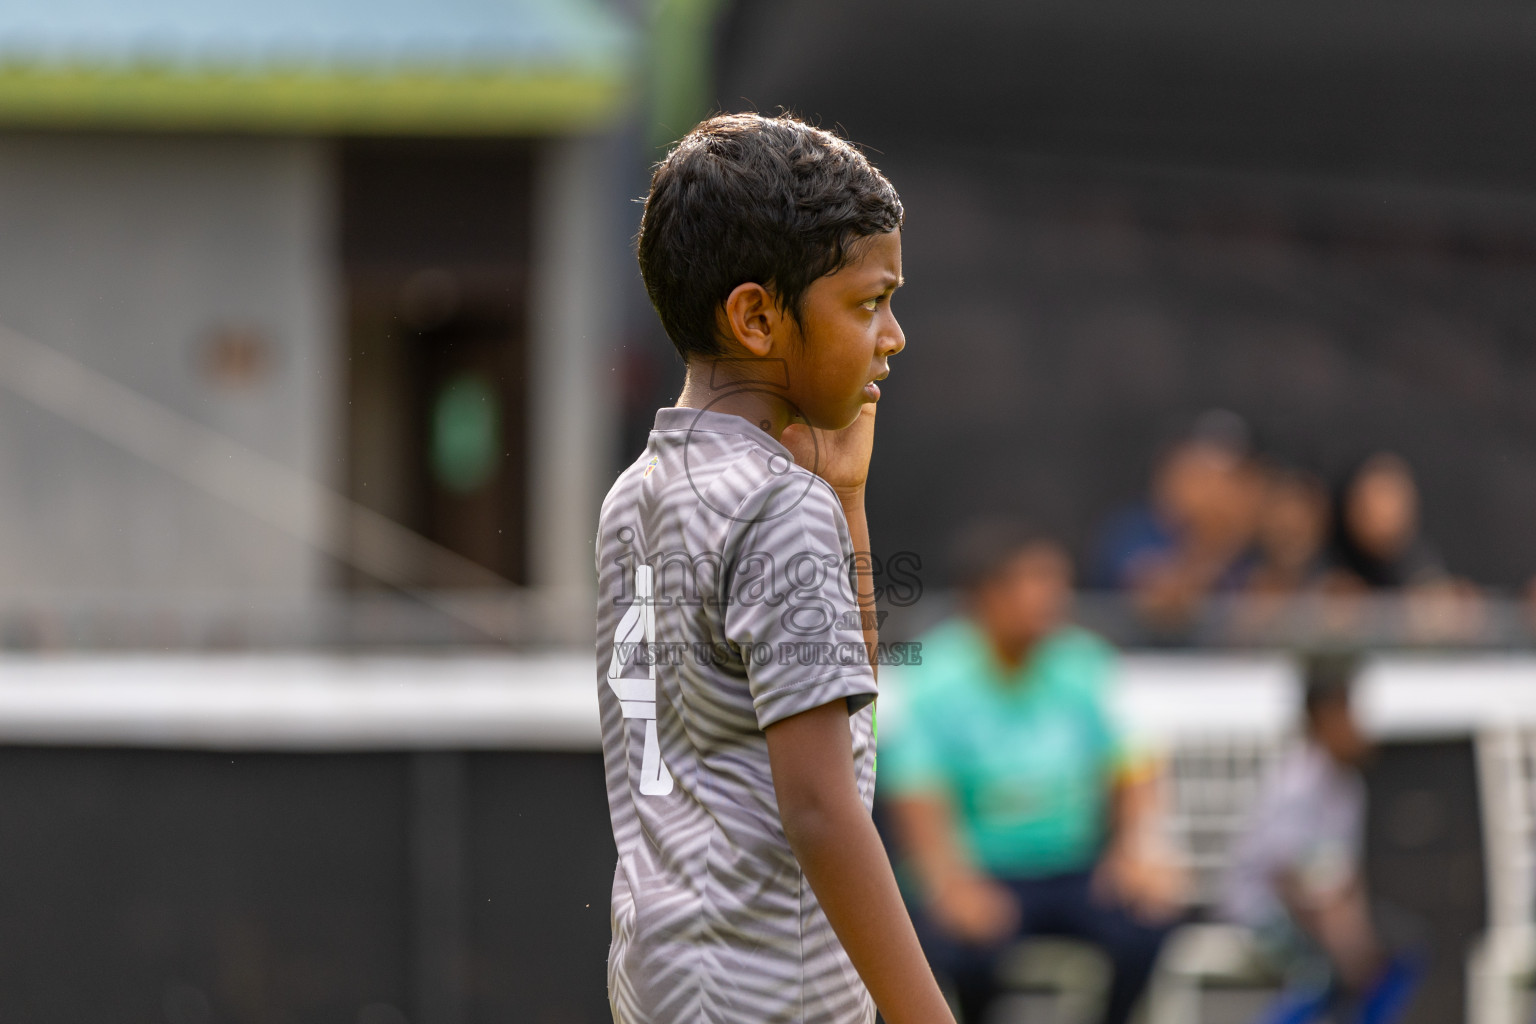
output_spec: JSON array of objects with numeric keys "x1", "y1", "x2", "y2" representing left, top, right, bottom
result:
[{"x1": 862, "y1": 381, "x2": 881, "y2": 401}]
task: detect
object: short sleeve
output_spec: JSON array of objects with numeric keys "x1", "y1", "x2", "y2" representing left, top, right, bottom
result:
[{"x1": 721, "y1": 473, "x2": 877, "y2": 730}]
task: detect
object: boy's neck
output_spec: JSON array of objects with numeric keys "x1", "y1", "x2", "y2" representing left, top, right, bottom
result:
[{"x1": 676, "y1": 359, "x2": 797, "y2": 441}]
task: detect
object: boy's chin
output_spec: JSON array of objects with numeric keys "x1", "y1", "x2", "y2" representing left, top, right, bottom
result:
[{"x1": 806, "y1": 403, "x2": 865, "y2": 432}]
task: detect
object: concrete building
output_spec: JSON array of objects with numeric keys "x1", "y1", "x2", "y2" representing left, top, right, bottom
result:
[{"x1": 0, "y1": 0, "x2": 637, "y2": 644}]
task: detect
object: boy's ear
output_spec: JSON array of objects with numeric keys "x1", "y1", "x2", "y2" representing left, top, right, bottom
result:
[{"x1": 719, "y1": 282, "x2": 783, "y2": 357}]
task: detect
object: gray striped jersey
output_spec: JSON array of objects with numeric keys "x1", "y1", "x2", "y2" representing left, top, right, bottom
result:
[{"x1": 596, "y1": 407, "x2": 878, "y2": 1024}]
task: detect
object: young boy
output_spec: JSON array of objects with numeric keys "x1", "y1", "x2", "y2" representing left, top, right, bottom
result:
[{"x1": 596, "y1": 114, "x2": 954, "y2": 1024}]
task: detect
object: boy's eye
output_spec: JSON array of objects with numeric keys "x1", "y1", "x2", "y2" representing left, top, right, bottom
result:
[{"x1": 860, "y1": 297, "x2": 880, "y2": 312}]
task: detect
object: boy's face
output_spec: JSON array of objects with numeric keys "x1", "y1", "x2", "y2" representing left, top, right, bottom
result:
[{"x1": 785, "y1": 230, "x2": 905, "y2": 430}]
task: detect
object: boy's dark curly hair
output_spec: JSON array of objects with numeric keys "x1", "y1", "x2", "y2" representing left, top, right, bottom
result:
[{"x1": 637, "y1": 113, "x2": 904, "y2": 360}]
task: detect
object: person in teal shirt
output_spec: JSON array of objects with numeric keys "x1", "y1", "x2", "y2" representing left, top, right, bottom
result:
[{"x1": 881, "y1": 521, "x2": 1185, "y2": 1024}]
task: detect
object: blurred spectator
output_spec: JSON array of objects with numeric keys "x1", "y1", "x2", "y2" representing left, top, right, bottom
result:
[
  {"x1": 1220, "y1": 653, "x2": 1420, "y2": 1024},
  {"x1": 1092, "y1": 410, "x2": 1262, "y2": 634},
  {"x1": 1246, "y1": 466, "x2": 1332, "y2": 597},
  {"x1": 1231, "y1": 465, "x2": 1333, "y2": 640},
  {"x1": 882, "y1": 520, "x2": 1183, "y2": 1024},
  {"x1": 1329, "y1": 453, "x2": 1444, "y2": 590},
  {"x1": 1329, "y1": 453, "x2": 1484, "y2": 642}
]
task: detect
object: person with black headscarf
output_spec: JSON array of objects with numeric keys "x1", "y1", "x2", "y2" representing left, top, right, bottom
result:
[{"x1": 1329, "y1": 453, "x2": 1445, "y2": 590}]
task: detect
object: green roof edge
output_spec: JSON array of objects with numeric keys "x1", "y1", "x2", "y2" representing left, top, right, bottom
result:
[
  {"x1": 0, "y1": 62, "x2": 633, "y2": 134},
  {"x1": 647, "y1": 0, "x2": 722, "y2": 151}
]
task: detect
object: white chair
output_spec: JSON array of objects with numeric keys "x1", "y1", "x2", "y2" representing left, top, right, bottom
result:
[
  {"x1": 1468, "y1": 728, "x2": 1536, "y2": 1024},
  {"x1": 993, "y1": 938, "x2": 1111, "y2": 1024},
  {"x1": 945, "y1": 734, "x2": 1285, "y2": 1024},
  {"x1": 1149, "y1": 923, "x2": 1277, "y2": 1024},
  {"x1": 1146, "y1": 734, "x2": 1286, "y2": 1024}
]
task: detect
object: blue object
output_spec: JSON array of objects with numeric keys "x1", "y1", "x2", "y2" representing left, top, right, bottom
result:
[
  {"x1": 1252, "y1": 953, "x2": 1421, "y2": 1024},
  {"x1": 0, "y1": 0, "x2": 632, "y2": 73},
  {"x1": 1356, "y1": 954, "x2": 1422, "y2": 1024}
]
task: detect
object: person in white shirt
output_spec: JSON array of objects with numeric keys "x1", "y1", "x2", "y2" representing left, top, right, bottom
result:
[{"x1": 1222, "y1": 653, "x2": 1419, "y2": 1024}]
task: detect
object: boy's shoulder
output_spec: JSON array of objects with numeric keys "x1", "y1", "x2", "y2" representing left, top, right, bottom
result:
[
  {"x1": 598, "y1": 446, "x2": 658, "y2": 525},
  {"x1": 604, "y1": 408, "x2": 844, "y2": 538}
]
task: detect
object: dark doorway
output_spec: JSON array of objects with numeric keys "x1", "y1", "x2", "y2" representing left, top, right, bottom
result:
[
  {"x1": 340, "y1": 139, "x2": 533, "y2": 585},
  {"x1": 1364, "y1": 738, "x2": 1488, "y2": 1024}
]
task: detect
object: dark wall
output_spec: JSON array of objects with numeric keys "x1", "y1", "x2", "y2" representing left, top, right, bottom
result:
[
  {"x1": 1365, "y1": 739, "x2": 1488, "y2": 1024},
  {"x1": 0, "y1": 740, "x2": 1491, "y2": 1023},
  {"x1": 713, "y1": 0, "x2": 1536, "y2": 188},
  {"x1": 0, "y1": 748, "x2": 614, "y2": 1024},
  {"x1": 648, "y1": 0, "x2": 1536, "y2": 588},
  {"x1": 865, "y1": 160, "x2": 1536, "y2": 588}
]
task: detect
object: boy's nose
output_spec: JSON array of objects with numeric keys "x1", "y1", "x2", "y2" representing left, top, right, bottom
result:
[{"x1": 882, "y1": 318, "x2": 906, "y2": 357}]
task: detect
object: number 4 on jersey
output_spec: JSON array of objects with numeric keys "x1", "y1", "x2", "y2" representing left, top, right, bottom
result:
[{"x1": 606, "y1": 564, "x2": 673, "y2": 796}]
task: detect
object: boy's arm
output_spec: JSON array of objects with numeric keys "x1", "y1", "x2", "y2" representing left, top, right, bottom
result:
[
  {"x1": 782, "y1": 406, "x2": 880, "y2": 667},
  {"x1": 767, "y1": 701, "x2": 956, "y2": 1024},
  {"x1": 774, "y1": 406, "x2": 953, "y2": 1022},
  {"x1": 840, "y1": 494, "x2": 880, "y2": 671}
]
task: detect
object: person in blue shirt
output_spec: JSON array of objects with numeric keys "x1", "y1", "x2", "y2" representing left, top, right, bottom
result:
[
  {"x1": 1090, "y1": 412, "x2": 1262, "y2": 638},
  {"x1": 882, "y1": 520, "x2": 1184, "y2": 1024}
]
